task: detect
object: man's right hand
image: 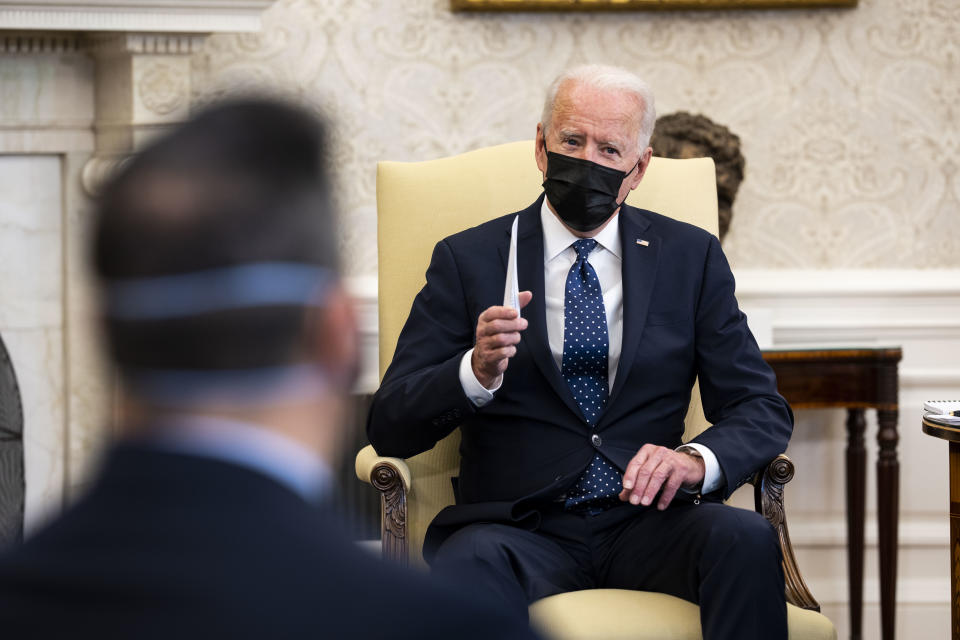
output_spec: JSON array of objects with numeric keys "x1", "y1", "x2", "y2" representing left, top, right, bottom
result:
[{"x1": 471, "y1": 291, "x2": 533, "y2": 389}]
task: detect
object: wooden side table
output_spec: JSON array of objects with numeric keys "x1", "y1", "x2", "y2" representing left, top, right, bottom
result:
[
  {"x1": 763, "y1": 347, "x2": 902, "y2": 640},
  {"x1": 921, "y1": 416, "x2": 960, "y2": 640}
]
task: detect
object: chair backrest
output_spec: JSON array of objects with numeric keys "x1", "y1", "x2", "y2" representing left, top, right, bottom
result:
[{"x1": 377, "y1": 141, "x2": 719, "y2": 564}]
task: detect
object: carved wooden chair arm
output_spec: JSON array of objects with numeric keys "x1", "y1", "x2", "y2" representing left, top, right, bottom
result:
[
  {"x1": 355, "y1": 444, "x2": 410, "y2": 564},
  {"x1": 750, "y1": 453, "x2": 821, "y2": 612},
  {"x1": 355, "y1": 445, "x2": 412, "y2": 492}
]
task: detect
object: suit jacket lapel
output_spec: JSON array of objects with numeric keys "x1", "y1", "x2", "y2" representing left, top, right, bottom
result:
[
  {"x1": 607, "y1": 205, "x2": 661, "y2": 407},
  {"x1": 507, "y1": 196, "x2": 584, "y2": 421}
]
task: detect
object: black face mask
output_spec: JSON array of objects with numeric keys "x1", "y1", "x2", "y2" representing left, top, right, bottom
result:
[{"x1": 542, "y1": 150, "x2": 639, "y2": 233}]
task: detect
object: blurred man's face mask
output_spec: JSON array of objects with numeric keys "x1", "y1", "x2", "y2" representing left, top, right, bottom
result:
[
  {"x1": 104, "y1": 262, "x2": 350, "y2": 408},
  {"x1": 542, "y1": 150, "x2": 639, "y2": 233}
]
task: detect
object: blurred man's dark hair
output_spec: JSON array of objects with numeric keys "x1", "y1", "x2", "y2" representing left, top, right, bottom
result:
[{"x1": 94, "y1": 99, "x2": 339, "y2": 375}]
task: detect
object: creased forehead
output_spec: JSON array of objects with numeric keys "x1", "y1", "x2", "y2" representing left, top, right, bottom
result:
[
  {"x1": 549, "y1": 80, "x2": 645, "y2": 145},
  {"x1": 541, "y1": 64, "x2": 657, "y2": 149}
]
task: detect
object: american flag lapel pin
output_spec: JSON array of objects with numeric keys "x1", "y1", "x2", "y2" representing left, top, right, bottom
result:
[{"x1": 636, "y1": 239, "x2": 650, "y2": 247}]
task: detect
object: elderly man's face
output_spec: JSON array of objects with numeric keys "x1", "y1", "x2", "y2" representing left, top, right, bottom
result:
[{"x1": 536, "y1": 80, "x2": 652, "y2": 235}]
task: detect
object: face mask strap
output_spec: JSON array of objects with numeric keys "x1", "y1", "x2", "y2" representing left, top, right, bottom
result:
[
  {"x1": 104, "y1": 262, "x2": 334, "y2": 321},
  {"x1": 624, "y1": 153, "x2": 643, "y2": 178},
  {"x1": 614, "y1": 155, "x2": 645, "y2": 207}
]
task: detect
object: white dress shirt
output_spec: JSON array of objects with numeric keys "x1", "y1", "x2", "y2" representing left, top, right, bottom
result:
[{"x1": 458, "y1": 199, "x2": 721, "y2": 494}]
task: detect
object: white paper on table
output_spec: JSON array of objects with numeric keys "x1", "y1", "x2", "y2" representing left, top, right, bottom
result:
[
  {"x1": 503, "y1": 215, "x2": 519, "y2": 311},
  {"x1": 924, "y1": 412, "x2": 960, "y2": 426}
]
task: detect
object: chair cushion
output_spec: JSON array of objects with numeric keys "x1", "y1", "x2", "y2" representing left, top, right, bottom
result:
[{"x1": 529, "y1": 589, "x2": 836, "y2": 640}]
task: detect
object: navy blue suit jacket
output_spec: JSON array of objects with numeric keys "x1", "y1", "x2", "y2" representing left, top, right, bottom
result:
[
  {"x1": 0, "y1": 443, "x2": 539, "y2": 639},
  {"x1": 368, "y1": 196, "x2": 792, "y2": 557}
]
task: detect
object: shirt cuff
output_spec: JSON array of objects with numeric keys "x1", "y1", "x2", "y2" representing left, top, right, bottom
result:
[
  {"x1": 459, "y1": 348, "x2": 502, "y2": 407},
  {"x1": 676, "y1": 443, "x2": 722, "y2": 495}
]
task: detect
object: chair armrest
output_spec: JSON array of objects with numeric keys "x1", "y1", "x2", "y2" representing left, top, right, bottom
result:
[
  {"x1": 355, "y1": 445, "x2": 410, "y2": 565},
  {"x1": 751, "y1": 454, "x2": 821, "y2": 612},
  {"x1": 355, "y1": 444, "x2": 412, "y2": 491}
]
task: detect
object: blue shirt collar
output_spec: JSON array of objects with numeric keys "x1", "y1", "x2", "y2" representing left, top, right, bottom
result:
[{"x1": 144, "y1": 415, "x2": 332, "y2": 503}]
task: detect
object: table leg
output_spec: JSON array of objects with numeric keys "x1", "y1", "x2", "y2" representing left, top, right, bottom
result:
[
  {"x1": 846, "y1": 408, "x2": 867, "y2": 640},
  {"x1": 950, "y1": 442, "x2": 960, "y2": 640},
  {"x1": 877, "y1": 407, "x2": 899, "y2": 640}
]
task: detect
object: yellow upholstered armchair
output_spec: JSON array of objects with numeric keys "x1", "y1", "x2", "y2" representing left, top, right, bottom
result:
[{"x1": 356, "y1": 141, "x2": 836, "y2": 640}]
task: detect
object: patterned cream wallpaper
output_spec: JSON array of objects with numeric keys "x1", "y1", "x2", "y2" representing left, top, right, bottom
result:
[{"x1": 192, "y1": 0, "x2": 959, "y2": 275}]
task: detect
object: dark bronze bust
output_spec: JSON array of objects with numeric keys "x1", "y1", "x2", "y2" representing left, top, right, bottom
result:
[{"x1": 650, "y1": 112, "x2": 745, "y2": 241}]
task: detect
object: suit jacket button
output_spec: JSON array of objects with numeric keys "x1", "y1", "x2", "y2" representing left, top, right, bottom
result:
[{"x1": 591, "y1": 434, "x2": 602, "y2": 447}]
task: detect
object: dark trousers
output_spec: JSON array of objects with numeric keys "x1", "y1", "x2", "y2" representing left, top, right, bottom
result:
[{"x1": 431, "y1": 500, "x2": 787, "y2": 640}]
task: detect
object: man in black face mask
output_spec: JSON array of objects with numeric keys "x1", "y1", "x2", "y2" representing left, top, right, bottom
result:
[{"x1": 369, "y1": 65, "x2": 793, "y2": 640}]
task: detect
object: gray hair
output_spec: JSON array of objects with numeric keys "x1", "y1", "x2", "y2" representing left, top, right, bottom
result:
[{"x1": 540, "y1": 64, "x2": 657, "y2": 150}]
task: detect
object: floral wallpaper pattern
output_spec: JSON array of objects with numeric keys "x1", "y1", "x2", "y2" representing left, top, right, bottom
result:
[{"x1": 193, "y1": 0, "x2": 960, "y2": 275}]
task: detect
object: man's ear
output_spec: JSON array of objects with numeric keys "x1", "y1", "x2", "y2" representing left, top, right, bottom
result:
[
  {"x1": 535, "y1": 123, "x2": 548, "y2": 175},
  {"x1": 629, "y1": 146, "x2": 653, "y2": 191},
  {"x1": 306, "y1": 283, "x2": 360, "y2": 392}
]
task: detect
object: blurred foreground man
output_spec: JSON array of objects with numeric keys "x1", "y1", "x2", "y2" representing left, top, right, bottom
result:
[
  {"x1": 0, "y1": 100, "x2": 539, "y2": 640},
  {"x1": 368, "y1": 65, "x2": 794, "y2": 640}
]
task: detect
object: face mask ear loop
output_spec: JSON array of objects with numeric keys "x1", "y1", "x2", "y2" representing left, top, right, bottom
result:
[{"x1": 613, "y1": 156, "x2": 642, "y2": 210}]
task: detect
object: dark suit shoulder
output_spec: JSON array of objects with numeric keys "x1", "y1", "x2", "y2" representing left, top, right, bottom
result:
[
  {"x1": 623, "y1": 203, "x2": 717, "y2": 247},
  {"x1": 441, "y1": 198, "x2": 541, "y2": 254},
  {"x1": 619, "y1": 204, "x2": 720, "y2": 279},
  {"x1": 0, "y1": 449, "x2": 540, "y2": 639}
]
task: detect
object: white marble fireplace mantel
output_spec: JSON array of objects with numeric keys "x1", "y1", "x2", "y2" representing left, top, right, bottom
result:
[
  {"x1": 0, "y1": 1, "x2": 275, "y2": 33},
  {"x1": 0, "y1": 0, "x2": 278, "y2": 534},
  {"x1": 0, "y1": 0, "x2": 280, "y2": 159}
]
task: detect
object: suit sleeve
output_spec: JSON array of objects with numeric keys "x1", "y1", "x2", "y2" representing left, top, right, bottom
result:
[
  {"x1": 366, "y1": 239, "x2": 479, "y2": 459},
  {"x1": 687, "y1": 235, "x2": 794, "y2": 499}
]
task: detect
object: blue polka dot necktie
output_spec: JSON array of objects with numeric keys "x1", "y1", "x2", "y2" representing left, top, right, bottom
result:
[{"x1": 562, "y1": 239, "x2": 622, "y2": 511}]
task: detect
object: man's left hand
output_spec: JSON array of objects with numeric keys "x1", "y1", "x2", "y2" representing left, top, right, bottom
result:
[{"x1": 619, "y1": 445, "x2": 706, "y2": 511}]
